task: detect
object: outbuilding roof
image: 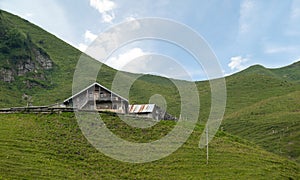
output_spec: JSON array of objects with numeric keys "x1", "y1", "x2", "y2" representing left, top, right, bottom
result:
[{"x1": 129, "y1": 104, "x2": 156, "y2": 113}]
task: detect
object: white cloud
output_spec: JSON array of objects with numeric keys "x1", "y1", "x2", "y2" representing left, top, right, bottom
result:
[
  {"x1": 77, "y1": 43, "x2": 88, "y2": 52},
  {"x1": 102, "y1": 12, "x2": 115, "y2": 23},
  {"x1": 124, "y1": 14, "x2": 139, "y2": 22},
  {"x1": 106, "y1": 48, "x2": 148, "y2": 70},
  {"x1": 90, "y1": 0, "x2": 115, "y2": 12},
  {"x1": 84, "y1": 30, "x2": 97, "y2": 43},
  {"x1": 228, "y1": 56, "x2": 249, "y2": 71},
  {"x1": 89, "y1": 0, "x2": 116, "y2": 23},
  {"x1": 107, "y1": 52, "x2": 195, "y2": 81},
  {"x1": 125, "y1": 16, "x2": 136, "y2": 21},
  {"x1": 76, "y1": 30, "x2": 98, "y2": 52}
]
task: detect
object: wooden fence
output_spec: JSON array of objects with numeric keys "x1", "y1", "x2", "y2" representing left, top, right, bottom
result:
[{"x1": 0, "y1": 106, "x2": 76, "y2": 114}]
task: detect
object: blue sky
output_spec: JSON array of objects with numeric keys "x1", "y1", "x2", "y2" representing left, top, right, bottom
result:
[{"x1": 1, "y1": 0, "x2": 300, "y2": 80}]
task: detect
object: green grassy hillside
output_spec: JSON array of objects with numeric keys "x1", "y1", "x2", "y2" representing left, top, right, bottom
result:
[
  {"x1": 0, "y1": 113, "x2": 299, "y2": 179},
  {"x1": 0, "y1": 9, "x2": 78, "y2": 107},
  {"x1": 221, "y1": 65, "x2": 300, "y2": 163},
  {"x1": 223, "y1": 91, "x2": 300, "y2": 162},
  {"x1": 272, "y1": 61, "x2": 300, "y2": 83},
  {"x1": 224, "y1": 65, "x2": 300, "y2": 114},
  {"x1": 0, "y1": 10, "x2": 121, "y2": 107}
]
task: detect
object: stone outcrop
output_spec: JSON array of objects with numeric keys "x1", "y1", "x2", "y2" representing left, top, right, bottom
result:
[
  {"x1": 33, "y1": 48, "x2": 52, "y2": 70},
  {"x1": 16, "y1": 58, "x2": 35, "y2": 76},
  {"x1": 0, "y1": 68, "x2": 14, "y2": 82},
  {"x1": 0, "y1": 48, "x2": 53, "y2": 84}
]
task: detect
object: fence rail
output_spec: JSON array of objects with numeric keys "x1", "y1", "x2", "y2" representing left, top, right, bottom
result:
[{"x1": 0, "y1": 106, "x2": 76, "y2": 114}]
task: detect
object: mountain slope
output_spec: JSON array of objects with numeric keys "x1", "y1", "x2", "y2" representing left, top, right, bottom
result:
[
  {"x1": 272, "y1": 61, "x2": 300, "y2": 83},
  {"x1": 0, "y1": 9, "x2": 78, "y2": 107},
  {"x1": 220, "y1": 64, "x2": 300, "y2": 163},
  {"x1": 223, "y1": 90, "x2": 300, "y2": 162},
  {"x1": 224, "y1": 64, "x2": 300, "y2": 113}
]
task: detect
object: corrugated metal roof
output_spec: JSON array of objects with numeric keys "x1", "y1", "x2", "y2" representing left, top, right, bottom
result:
[{"x1": 129, "y1": 104, "x2": 155, "y2": 113}]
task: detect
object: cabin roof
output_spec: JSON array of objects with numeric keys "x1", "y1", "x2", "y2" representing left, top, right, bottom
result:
[{"x1": 63, "y1": 82, "x2": 129, "y2": 103}]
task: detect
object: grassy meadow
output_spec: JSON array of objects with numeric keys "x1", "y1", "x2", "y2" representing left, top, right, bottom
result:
[{"x1": 0, "y1": 113, "x2": 299, "y2": 179}]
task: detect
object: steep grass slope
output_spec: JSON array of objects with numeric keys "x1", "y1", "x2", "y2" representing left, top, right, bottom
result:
[
  {"x1": 272, "y1": 61, "x2": 300, "y2": 83},
  {"x1": 0, "y1": 113, "x2": 299, "y2": 179},
  {"x1": 223, "y1": 91, "x2": 300, "y2": 162},
  {"x1": 224, "y1": 65, "x2": 300, "y2": 114},
  {"x1": 221, "y1": 65, "x2": 300, "y2": 163},
  {"x1": 0, "y1": 10, "x2": 123, "y2": 107}
]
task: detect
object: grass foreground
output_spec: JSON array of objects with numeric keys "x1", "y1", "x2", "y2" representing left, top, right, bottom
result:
[{"x1": 0, "y1": 113, "x2": 299, "y2": 179}]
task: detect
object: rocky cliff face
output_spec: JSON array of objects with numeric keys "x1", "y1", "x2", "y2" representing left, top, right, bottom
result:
[
  {"x1": 14, "y1": 48, "x2": 53, "y2": 76},
  {"x1": 0, "y1": 47, "x2": 53, "y2": 85},
  {"x1": 0, "y1": 12, "x2": 53, "y2": 87}
]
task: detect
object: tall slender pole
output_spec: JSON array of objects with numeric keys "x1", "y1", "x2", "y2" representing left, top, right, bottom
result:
[{"x1": 206, "y1": 127, "x2": 209, "y2": 164}]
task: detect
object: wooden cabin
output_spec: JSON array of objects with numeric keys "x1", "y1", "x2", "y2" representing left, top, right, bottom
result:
[{"x1": 63, "y1": 83, "x2": 129, "y2": 114}]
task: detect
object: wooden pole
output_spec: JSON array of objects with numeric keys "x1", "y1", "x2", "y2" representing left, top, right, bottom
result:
[{"x1": 206, "y1": 127, "x2": 209, "y2": 164}]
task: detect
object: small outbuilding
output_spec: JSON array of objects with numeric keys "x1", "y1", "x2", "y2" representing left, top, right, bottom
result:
[{"x1": 129, "y1": 104, "x2": 173, "y2": 120}]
